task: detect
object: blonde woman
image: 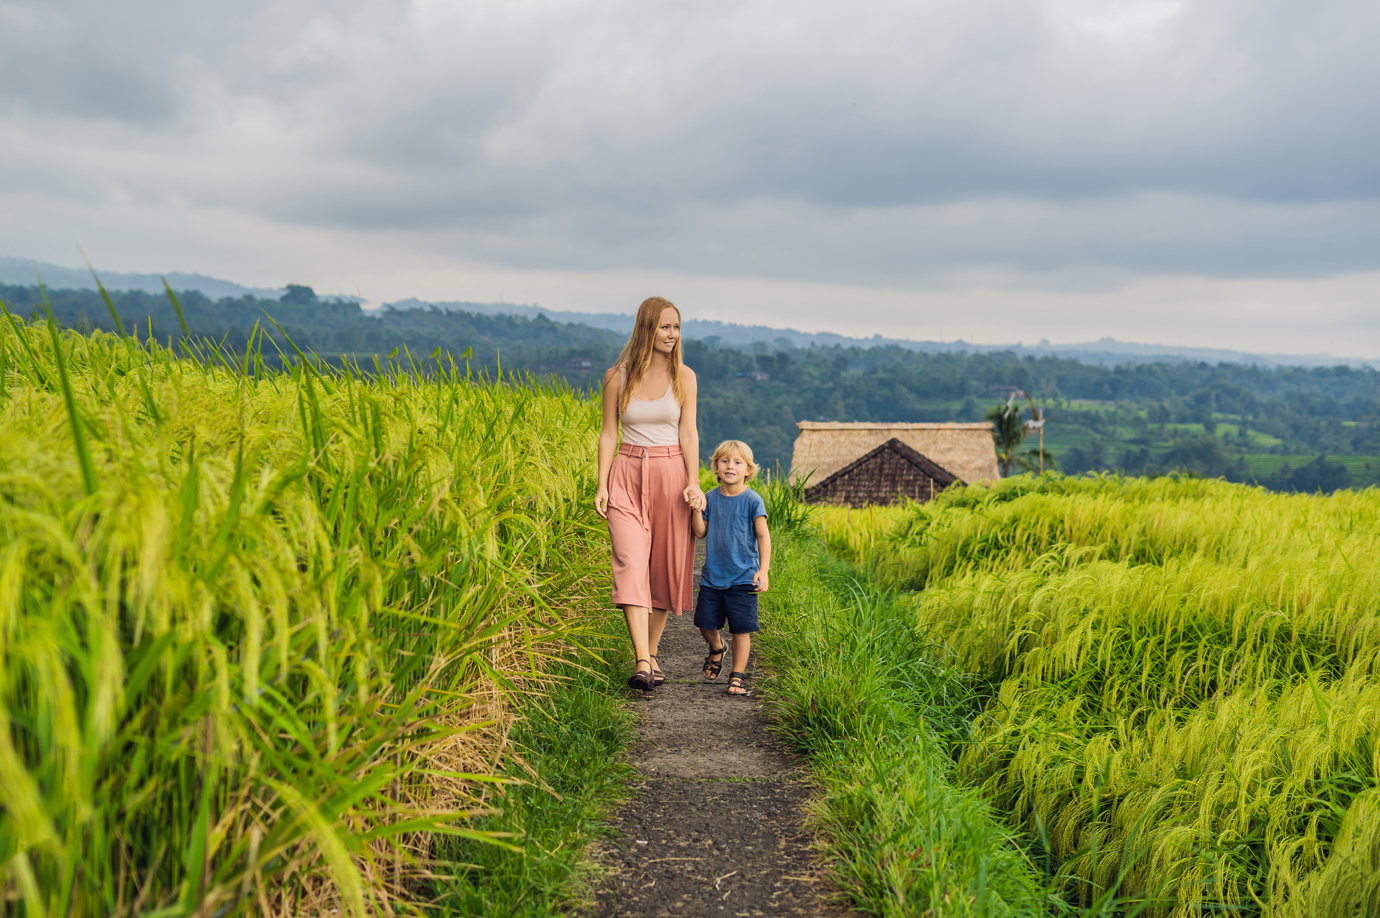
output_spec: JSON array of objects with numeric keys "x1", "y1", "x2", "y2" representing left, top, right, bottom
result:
[{"x1": 595, "y1": 296, "x2": 703, "y2": 692}]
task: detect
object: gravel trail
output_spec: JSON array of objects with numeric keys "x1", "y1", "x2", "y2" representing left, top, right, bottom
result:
[{"x1": 588, "y1": 544, "x2": 853, "y2": 918}]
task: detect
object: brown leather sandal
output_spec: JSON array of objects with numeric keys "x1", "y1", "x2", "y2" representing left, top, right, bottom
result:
[{"x1": 628, "y1": 658, "x2": 655, "y2": 693}]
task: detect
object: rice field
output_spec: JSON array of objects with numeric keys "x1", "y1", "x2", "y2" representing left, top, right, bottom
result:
[
  {"x1": 860, "y1": 475, "x2": 1380, "y2": 917},
  {"x1": 815, "y1": 503, "x2": 911, "y2": 564},
  {"x1": 0, "y1": 302, "x2": 611, "y2": 916}
]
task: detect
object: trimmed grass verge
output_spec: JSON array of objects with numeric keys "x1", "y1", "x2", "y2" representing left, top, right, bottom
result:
[
  {"x1": 430, "y1": 613, "x2": 636, "y2": 917},
  {"x1": 758, "y1": 534, "x2": 1052, "y2": 917}
]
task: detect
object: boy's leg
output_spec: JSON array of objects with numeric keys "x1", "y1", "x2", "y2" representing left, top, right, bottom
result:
[
  {"x1": 693, "y1": 587, "x2": 729, "y2": 680},
  {"x1": 725, "y1": 588, "x2": 758, "y2": 695},
  {"x1": 730, "y1": 631, "x2": 751, "y2": 673}
]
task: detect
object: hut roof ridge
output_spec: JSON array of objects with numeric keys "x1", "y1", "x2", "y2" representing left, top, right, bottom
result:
[
  {"x1": 815, "y1": 438, "x2": 960, "y2": 489},
  {"x1": 796, "y1": 421, "x2": 994, "y2": 430},
  {"x1": 789, "y1": 419, "x2": 1000, "y2": 485}
]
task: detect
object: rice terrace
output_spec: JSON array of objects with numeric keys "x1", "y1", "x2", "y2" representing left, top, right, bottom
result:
[{"x1": 1, "y1": 280, "x2": 1377, "y2": 918}]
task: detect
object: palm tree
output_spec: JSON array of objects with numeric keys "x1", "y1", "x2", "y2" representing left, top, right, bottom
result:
[
  {"x1": 987, "y1": 390, "x2": 1057, "y2": 476},
  {"x1": 986, "y1": 395, "x2": 1026, "y2": 476}
]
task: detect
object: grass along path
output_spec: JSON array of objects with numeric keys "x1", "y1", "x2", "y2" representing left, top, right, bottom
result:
[
  {"x1": 757, "y1": 534, "x2": 1053, "y2": 918},
  {"x1": 590, "y1": 541, "x2": 855, "y2": 918},
  {"x1": 429, "y1": 615, "x2": 638, "y2": 916}
]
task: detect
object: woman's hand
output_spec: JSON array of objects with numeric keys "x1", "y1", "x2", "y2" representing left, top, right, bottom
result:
[
  {"x1": 595, "y1": 486, "x2": 610, "y2": 519},
  {"x1": 683, "y1": 486, "x2": 705, "y2": 511}
]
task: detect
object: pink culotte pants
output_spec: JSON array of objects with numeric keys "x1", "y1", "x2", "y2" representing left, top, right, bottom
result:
[{"x1": 607, "y1": 443, "x2": 694, "y2": 613}]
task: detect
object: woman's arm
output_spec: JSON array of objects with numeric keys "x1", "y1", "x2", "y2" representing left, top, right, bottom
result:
[
  {"x1": 679, "y1": 367, "x2": 703, "y2": 508},
  {"x1": 595, "y1": 367, "x2": 621, "y2": 518}
]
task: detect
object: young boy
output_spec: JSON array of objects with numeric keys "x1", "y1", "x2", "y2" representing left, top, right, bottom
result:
[{"x1": 691, "y1": 440, "x2": 772, "y2": 696}]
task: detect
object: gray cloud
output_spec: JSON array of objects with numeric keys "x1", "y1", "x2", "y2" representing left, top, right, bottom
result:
[{"x1": 1, "y1": 0, "x2": 1379, "y2": 287}]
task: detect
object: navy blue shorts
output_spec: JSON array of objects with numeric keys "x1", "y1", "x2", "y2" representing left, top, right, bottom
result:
[{"x1": 693, "y1": 583, "x2": 760, "y2": 634}]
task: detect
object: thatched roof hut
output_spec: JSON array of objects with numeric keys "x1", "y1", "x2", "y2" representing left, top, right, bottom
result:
[
  {"x1": 788, "y1": 421, "x2": 999, "y2": 487},
  {"x1": 805, "y1": 438, "x2": 958, "y2": 507}
]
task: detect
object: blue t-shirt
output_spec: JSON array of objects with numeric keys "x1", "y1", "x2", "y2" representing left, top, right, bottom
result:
[{"x1": 700, "y1": 487, "x2": 768, "y2": 589}]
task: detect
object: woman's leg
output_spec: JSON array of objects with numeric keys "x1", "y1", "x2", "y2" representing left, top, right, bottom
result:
[
  {"x1": 622, "y1": 605, "x2": 653, "y2": 676},
  {"x1": 648, "y1": 608, "x2": 670, "y2": 658},
  {"x1": 646, "y1": 608, "x2": 671, "y2": 682}
]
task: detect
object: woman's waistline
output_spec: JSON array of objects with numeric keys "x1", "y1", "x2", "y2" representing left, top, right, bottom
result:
[{"x1": 617, "y1": 443, "x2": 682, "y2": 459}]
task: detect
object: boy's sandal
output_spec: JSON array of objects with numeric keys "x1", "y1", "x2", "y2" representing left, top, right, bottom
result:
[
  {"x1": 702, "y1": 642, "x2": 727, "y2": 681},
  {"x1": 627, "y1": 659, "x2": 655, "y2": 693},
  {"x1": 648, "y1": 654, "x2": 666, "y2": 685},
  {"x1": 726, "y1": 672, "x2": 750, "y2": 696}
]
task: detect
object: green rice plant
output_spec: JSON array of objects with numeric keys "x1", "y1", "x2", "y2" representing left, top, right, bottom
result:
[
  {"x1": 755, "y1": 473, "x2": 816, "y2": 536},
  {"x1": 0, "y1": 310, "x2": 614, "y2": 916},
  {"x1": 758, "y1": 536, "x2": 1051, "y2": 917},
  {"x1": 863, "y1": 474, "x2": 1380, "y2": 916},
  {"x1": 816, "y1": 504, "x2": 911, "y2": 564},
  {"x1": 430, "y1": 612, "x2": 636, "y2": 916},
  {"x1": 873, "y1": 473, "x2": 1380, "y2": 590}
]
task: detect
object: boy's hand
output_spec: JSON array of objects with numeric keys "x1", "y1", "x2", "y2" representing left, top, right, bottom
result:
[{"x1": 753, "y1": 570, "x2": 769, "y2": 593}]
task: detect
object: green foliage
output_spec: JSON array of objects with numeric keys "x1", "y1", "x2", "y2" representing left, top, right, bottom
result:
[
  {"x1": 986, "y1": 399, "x2": 1026, "y2": 476},
  {"x1": 755, "y1": 472, "x2": 816, "y2": 537},
  {"x1": 868, "y1": 474, "x2": 1380, "y2": 916},
  {"x1": 0, "y1": 309, "x2": 616, "y2": 915},
  {"x1": 15, "y1": 281, "x2": 1380, "y2": 483},
  {"x1": 431, "y1": 621, "x2": 636, "y2": 916},
  {"x1": 759, "y1": 537, "x2": 1051, "y2": 917}
]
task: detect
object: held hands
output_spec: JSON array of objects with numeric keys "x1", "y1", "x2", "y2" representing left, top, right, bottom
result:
[
  {"x1": 753, "y1": 570, "x2": 770, "y2": 593},
  {"x1": 600, "y1": 486, "x2": 702, "y2": 517}
]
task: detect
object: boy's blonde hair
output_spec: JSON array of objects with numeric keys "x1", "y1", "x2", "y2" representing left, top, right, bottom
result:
[{"x1": 710, "y1": 440, "x2": 759, "y2": 481}]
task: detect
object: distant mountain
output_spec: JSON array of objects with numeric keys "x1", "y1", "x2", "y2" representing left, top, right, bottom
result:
[
  {"x1": 5, "y1": 260, "x2": 1364, "y2": 368},
  {"x1": 0, "y1": 257, "x2": 360, "y2": 303},
  {"x1": 387, "y1": 298, "x2": 1376, "y2": 369}
]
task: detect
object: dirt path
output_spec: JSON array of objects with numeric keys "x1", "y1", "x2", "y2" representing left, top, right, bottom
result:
[{"x1": 589, "y1": 546, "x2": 853, "y2": 918}]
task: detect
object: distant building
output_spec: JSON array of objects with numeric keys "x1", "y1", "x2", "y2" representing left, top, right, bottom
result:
[
  {"x1": 746, "y1": 370, "x2": 770, "y2": 381},
  {"x1": 565, "y1": 357, "x2": 593, "y2": 372},
  {"x1": 804, "y1": 438, "x2": 958, "y2": 507},
  {"x1": 788, "y1": 422, "x2": 1000, "y2": 504}
]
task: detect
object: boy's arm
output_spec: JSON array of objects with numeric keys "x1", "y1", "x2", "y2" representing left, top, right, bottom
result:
[
  {"x1": 691, "y1": 508, "x2": 707, "y2": 539},
  {"x1": 752, "y1": 515, "x2": 771, "y2": 592}
]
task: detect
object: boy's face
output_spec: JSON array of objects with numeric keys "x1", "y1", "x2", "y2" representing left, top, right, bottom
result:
[{"x1": 715, "y1": 452, "x2": 749, "y2": 484}]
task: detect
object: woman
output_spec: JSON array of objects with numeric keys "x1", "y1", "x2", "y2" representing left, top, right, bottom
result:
[{"x1": 595, "y1": 296, "x2": 703, "y2": 692}]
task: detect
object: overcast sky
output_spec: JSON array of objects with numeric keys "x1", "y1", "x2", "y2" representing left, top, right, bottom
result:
[{"x1": 2, "y1": 0, "x2": 1378, "y2": 354}]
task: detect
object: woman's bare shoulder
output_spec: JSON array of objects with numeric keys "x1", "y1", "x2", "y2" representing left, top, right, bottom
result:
[
  {"x1": 680, "y1": 364, "x2": 697, "y2": 382},
  {"x1": 602, "y1": 365, "x2": 624, "y2": 386}
]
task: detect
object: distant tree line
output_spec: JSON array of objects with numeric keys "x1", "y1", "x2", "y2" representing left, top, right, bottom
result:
[{"x1": 5, "y1": 282, "x2": 1378, "y2": 493}]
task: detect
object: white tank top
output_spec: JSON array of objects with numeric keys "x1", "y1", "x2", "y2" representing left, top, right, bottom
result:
[{"x1": 620, "y1": 375, "x2": 682, "y2": 447}]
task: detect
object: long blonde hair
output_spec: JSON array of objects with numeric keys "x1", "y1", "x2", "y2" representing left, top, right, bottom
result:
[{"x1": 616, "y1": 296, "x2": 684, "y2": 413}]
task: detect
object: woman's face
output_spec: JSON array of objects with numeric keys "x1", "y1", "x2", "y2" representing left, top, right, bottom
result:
[{"x1": 653, "y1": 307, "x2": 681, "y2": 357}]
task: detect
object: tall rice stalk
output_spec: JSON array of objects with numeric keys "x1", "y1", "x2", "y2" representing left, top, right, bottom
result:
[
  {"x1": 868, "y1": 475, "x2": 1380, "y2": 917},
  {"x1": 0, "y1": 312, "x2": 606, "y2": 916}
]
